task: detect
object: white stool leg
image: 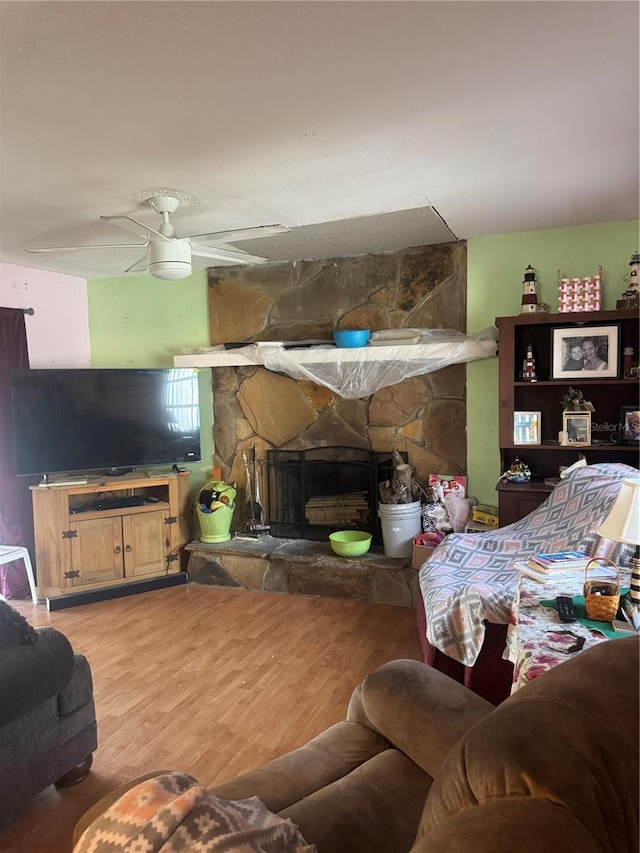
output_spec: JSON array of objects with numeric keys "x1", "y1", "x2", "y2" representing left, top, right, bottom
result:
[
  {"x1": 20, "y1": 550, "x2": 38, "y2": 604},
  {"x1": 0, "y1": 547, "x2": 37, "y2": 604}
]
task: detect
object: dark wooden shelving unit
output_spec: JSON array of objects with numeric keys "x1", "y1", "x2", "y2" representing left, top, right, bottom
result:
[{"x1": 496, "y1": 309, "x2": 639, "y2": 526}]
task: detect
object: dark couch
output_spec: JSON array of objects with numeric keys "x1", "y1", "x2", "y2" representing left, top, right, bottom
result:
[{"x1": 0, "y1": 603, "x2": 97, "y2": 829}]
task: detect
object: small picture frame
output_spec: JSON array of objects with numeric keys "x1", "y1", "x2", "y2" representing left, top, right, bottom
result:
[
  {"x1": 551, "y1": 325, "x2": 620, "y2": 380},
  {"x1": 620, "y1": 407, "x2": 640, "y2": 445},
  {"x1": 513, "y1": 411, "x2": 541, "y2": 445},
  {"x1": 562, "y1": 412, "x2": 592, "y2": 446}
]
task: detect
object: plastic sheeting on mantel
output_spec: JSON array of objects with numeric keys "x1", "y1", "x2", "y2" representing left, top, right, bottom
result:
[{"x1": 176, "y1": 327, "x2": 498, "y2": 399}]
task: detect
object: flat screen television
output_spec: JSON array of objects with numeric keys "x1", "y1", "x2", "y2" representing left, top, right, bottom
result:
[{"x1": 11, "y1": 368, "x2": 201, "y2": 476}]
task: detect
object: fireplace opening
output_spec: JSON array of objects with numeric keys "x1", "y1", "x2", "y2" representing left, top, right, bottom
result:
[{"x1": 267, "y1": 447, "x2": 406, "y2": 544}]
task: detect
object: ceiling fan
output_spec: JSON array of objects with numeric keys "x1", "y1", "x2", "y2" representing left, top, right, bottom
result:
[{"x1": 25, "y1": 194, "x2": 291, "y2": 280}]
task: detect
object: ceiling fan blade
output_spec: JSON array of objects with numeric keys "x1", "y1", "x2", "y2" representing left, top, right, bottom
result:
[
  {"x1": 100, "y1": 215, "x2": 169, "y2": 242},
  {"x1": 124, "y1": 254, "x2": 149, "y2": 274},
  {"x1": 26, "y1": 243, "x2": 146, "y2": 253},
  {"x1": 188, "y1": 224, "x2": 291, "y2": 244},
  {"x1": 191, "y1": 246, "x2": 269, "y2": 265}
]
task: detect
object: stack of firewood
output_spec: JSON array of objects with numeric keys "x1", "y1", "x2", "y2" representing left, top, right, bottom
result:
[
  {"x1": 305, "y1": 491, "x2": 369, "y2": 526},
  {"x1": 378, "y1": 450, "x2": 423, "y2": 504}
]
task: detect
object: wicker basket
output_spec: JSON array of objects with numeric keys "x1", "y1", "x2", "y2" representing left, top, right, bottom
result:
[{"x1": 583, "y1": 558, "x2": 620, "y2": 622}]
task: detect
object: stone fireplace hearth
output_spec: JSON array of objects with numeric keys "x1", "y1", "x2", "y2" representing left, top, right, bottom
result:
[{"x1": 186, "y1": 536, "x2": 418, "y2": 608}]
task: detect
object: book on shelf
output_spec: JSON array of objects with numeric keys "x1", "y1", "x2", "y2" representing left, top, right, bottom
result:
[
  {"x1": 513, "y1": 560, "x2": 616, "y2": 585},
  {"x1": 513, "y1": 561, "x2": 582, "y2": 584},
  {"x1": 543, "y1": 477, "x2": 561, "y2": 487},
  {"x1": 528, "y1": 551, "x2": 591, "y2": 572}
]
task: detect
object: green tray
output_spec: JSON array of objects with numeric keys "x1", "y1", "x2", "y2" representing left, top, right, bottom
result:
[{"x1": 539, "y1": 590, "x2": 630, "y2": 640}]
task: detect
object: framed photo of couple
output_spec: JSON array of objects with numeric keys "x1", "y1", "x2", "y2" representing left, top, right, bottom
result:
[{"x1": 551, "y1": 325, "x2": 620, "y2": 380}]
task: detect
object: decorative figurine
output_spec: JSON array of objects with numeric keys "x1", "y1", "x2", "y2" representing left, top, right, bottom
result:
[
  {"x1": 617, "y1": 252, "x2": 640, "y2": 309},
  {"x1": 624, "y1": 345, "x2": 634, "y2": 377},
  {"x1": 520, "y1": 265, "x2": 539, "y2": 313},
  {"x1": 519, "y1": 342, "x2": 538, "y2": 381},
  {"x1": 561, "y1": 386, "x2": 595, "y2": 413},
  {"x1": 630, "y1": 252, "x2": 640, "y2": 290},
  {"x1": 500, "y1": 458, "x2": 531, "y2": 484}
]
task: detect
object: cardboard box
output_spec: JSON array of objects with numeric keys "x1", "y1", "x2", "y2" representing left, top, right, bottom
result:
[
  {"x1": 465, "y1": 519, "x2": 495, "y2": 534},
  {"x1": 471, "y1": 504, "x2": 499, "y2": 527},
  {"x1": 412, "y1": 543, "x2": 436, "y2": 570}
]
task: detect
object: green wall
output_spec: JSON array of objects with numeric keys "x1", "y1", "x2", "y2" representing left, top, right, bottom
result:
[
  {"x1": 87, "y1": 270, "x2": 213, "y2": 509},
  {"x1": 467, "y1": 219, "x2": 639, "y2": 504},
  {"x1": 85, "y1": 219, "x2": 639, "y2": 512}
]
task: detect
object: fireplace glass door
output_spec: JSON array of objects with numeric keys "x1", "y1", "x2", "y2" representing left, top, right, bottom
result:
[{"x1": 267, "y1": 447, "x2": 404, "y2": 543}]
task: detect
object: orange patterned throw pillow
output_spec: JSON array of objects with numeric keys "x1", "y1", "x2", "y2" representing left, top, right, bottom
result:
[{"x1": 73, "y1": 771, "x2": 316, "y2": 853}]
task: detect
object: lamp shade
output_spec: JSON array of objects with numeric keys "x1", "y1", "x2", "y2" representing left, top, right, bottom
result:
[{"x1": 597, "y1": 478, "x2": 640, "y2": 544}]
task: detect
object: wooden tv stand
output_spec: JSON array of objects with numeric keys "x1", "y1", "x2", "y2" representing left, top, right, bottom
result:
[{"x1": 30, "y1": 472, "x2": 191, "y2": 601}]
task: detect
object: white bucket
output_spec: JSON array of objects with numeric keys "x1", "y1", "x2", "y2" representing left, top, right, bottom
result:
[{"x1": 378, "y1": 501, "x2": 423, "y2": 558}]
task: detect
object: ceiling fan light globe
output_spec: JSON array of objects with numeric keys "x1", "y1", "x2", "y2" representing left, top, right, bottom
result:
[
  {"x1": 147, "y1": 237, "x2": 192, "y2": 278},
  {"x1": 150, "y1": 262, "x2": 192, "y2": 280}
]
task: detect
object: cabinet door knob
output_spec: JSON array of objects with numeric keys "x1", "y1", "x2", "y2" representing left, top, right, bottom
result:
[
  {"x1": 125, "y1": 544, "x2": 133, "y2": 552},
  {"x1": 114, "y1": 545, "x2": 122, "y2": 554}
]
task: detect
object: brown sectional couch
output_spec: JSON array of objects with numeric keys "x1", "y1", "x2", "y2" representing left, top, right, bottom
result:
[{"x1": 74, "y1": 636, "x2": 638, "y2": 852}]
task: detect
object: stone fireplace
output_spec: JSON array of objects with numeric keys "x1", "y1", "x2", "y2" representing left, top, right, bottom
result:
[
  {"x1": 185, "y1": 241, "x2": 469, "y2": 607},
  {"x1": 208, "y1": 241, "x2": 468, "y2": 533}
]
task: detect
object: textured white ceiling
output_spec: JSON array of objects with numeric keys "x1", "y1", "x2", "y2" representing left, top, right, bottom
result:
[{"x1": 0, "y1": 1, "x2": 638, "y2": 279}]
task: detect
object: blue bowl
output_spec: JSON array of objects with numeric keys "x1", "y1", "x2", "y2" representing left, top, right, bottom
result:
[{"x1": 333, "y1": 329, "x2": 370, "y2": 348}]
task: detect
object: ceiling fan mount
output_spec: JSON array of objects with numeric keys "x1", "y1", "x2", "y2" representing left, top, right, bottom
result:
[
  {"x1": 149, "y1": 194, "x2": 180, "y2": 217},
  {"x1": 25, "y1": 194, "x2": 291, "y2": 280}
]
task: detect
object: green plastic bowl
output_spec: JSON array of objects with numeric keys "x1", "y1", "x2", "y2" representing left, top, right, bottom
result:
[{"x1": 329, "y1": 530, "x2": 372, "y2": 557}]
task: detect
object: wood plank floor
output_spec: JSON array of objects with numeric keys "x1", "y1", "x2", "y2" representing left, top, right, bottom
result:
[{"x1": 1, "y1": 584, "x2": 422, "y2": 853}]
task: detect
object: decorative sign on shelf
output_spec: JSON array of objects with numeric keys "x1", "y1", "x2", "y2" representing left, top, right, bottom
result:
[{"x1": 557, "y1": 266, "x2": 602, "y2": 313}]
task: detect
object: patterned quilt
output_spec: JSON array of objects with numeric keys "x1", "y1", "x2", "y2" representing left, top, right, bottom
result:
[
  {"x1": 418, "y1": 463, "x2": 637, "y2": 667},
  {"x1": 73, "y1": 771, "x2": 315, "y2": 853}
]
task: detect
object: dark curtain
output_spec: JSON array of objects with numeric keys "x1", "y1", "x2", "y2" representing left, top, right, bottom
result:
[{"x1": 0, "y1": 308, "x2": 33, "y2": 598}]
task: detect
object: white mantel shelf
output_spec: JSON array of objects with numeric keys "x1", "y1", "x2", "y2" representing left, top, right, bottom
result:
[
  {"x1": 174, "y1": 333, "x2": 497, "y2": 398},
  {"x1": 174, "y1": 344, "x2": 444, "y2": 367},
  {"x1": 174, "y1": 339, "x2": 496, "y2": 369}
]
